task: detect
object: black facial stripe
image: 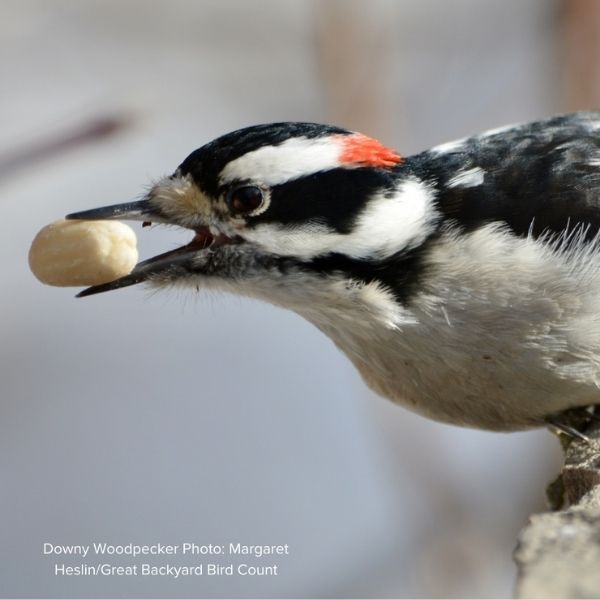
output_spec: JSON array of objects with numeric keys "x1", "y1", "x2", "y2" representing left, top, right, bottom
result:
[
  {"x1": 178, "y1": 122, "x2": 351, "y2": 197},
  {"x1": 301, "y1": 240, "x2": 435, "y2": 305},
  {"x1": 249, "y1": 167, "x2": 398, "y2": 233}
]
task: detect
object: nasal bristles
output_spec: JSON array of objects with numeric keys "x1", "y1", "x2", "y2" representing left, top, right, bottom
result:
[{"x1": 338, "y1": 133, "x2": 403, "y2": 168}]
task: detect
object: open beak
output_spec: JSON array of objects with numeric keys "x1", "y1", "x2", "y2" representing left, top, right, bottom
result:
[{"x1": 66, "y1": 200, "x2": 229, "y2": 297}]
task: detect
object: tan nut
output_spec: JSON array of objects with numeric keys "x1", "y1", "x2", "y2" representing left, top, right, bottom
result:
[{"x1": 29, "y1": 219, "x2": 138, "y2": 287}]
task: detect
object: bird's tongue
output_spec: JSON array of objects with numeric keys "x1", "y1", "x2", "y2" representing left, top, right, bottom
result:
[
  {"x1": 141, "y1": 223, "x2": 218, "y2": 249},
  {"x1": 192, "y1": 226, "x2": 214, "y2": 249},
  {"x1": 193, "y1": 226, "x2": 236, "y2": 248}
]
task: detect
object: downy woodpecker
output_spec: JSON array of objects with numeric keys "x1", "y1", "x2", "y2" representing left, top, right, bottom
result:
[{"x1": 67, "y1": 112, "x2": 600, "y2": 432}]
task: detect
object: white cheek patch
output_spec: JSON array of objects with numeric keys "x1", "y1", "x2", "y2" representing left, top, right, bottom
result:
[
  {"x1": 240, "y1": 178, "x2": 438, "y2": 260},
  {"x1": 447, "y1": 167, "x2": 485, "y2": 188},
  {"x1": 343, "y1": 178, "x2": 438, "y2": 257},
  {"x1": 240, "y1": 222, "x2": 335, "y2": 260},
  {"x1": 220, "y1": 136, "x2": 344, "y2": 187}
]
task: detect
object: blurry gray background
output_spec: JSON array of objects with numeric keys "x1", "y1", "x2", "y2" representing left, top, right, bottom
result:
[{"x1": 2, "y1": 0, "x2": 595, "y2": 597}]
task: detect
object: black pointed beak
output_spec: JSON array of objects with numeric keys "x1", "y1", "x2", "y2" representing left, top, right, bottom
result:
[
  {"x1": 66, "y1": 199, "x2": 221, "y2": 297},
  {"x1": 66, "y1": 199, "x2": 161, "y2": 223},
  {"x1": 75, "y1": 244, "x2": 198, "y2": 297},
  {"x1": 67, "y1": 199, "x2": 165, "y2": 297}
]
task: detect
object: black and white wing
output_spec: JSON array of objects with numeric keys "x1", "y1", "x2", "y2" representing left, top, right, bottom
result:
[{"x1": 410, "y1": 111, "x2": 600, "y2": 240}]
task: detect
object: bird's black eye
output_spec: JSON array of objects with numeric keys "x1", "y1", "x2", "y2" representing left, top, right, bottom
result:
[{"x1": 226, "y1": 185, "x2": 266, "y2": 216}]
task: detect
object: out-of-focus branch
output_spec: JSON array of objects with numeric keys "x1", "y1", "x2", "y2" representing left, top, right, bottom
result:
[
  {"x1": 0, "y1": 114, "x2": 131, "y2": 181},
  {"x1": 514, "y1": 422, "x2": 600, "y2": 598},
  {"x1": 314, "y1": 0, "x2": 396, "y2": 141},
  {"x1": 561, "y1": 0, "x2": 600, "y2": 110}
]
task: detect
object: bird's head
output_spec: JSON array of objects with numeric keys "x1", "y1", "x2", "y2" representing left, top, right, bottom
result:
[{"x1": 68, "y1": 122, "x2": 436, "y2": 318}]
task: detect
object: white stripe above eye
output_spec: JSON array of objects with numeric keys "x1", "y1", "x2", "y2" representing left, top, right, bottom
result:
[
  {"x1": 219, "y1": 136, "x2": 345, "y2": 186},
  {"x1": 240, "y1": 178, "x2": 438, "y2": 260}
]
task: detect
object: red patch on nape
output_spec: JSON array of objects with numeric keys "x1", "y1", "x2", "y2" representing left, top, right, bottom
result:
[{"x1": 338, "y1": 133, "x2": 403, "y2": 168}]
